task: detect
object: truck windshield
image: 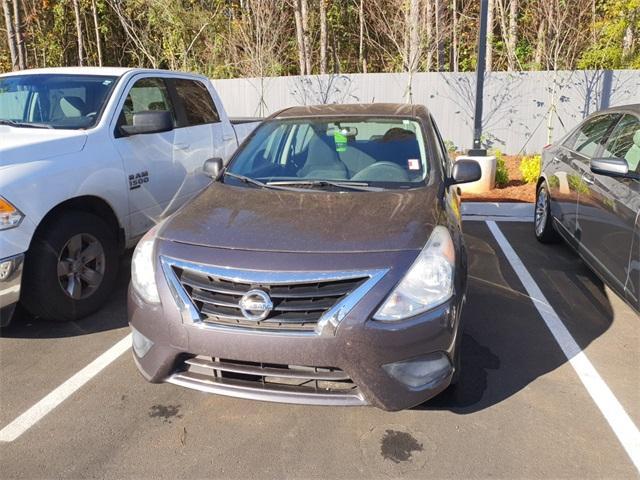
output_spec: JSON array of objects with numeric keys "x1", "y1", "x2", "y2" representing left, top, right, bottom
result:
[
  {"x1": 0, "y1": 74, "x2": 117, "y2": 130},
  {"x1": 226, "y1": 117, "x2": 429, "y2": 188}
]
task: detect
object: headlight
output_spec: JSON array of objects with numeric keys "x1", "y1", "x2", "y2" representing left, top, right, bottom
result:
[
  {"x1": 374, "y1": 226, "x2": 455, "y2": 321},
  {"x1": 131, "y1": 225, "x2": 161, "y2": 304},
  {"x1": 0, "y1": 197, "x2": 24, "y2": 230}
]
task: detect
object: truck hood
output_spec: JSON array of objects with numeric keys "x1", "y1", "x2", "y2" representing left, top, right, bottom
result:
[
  {"x1": 0, "y1": 126, "x2": 88, "y2": 167},
  {"x1": 160, "y1": 182, "x2": 439, "y2": 253}
]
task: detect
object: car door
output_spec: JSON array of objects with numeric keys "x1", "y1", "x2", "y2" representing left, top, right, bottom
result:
[
  {"x1": 112, "y1": 76, "x2": 184, "y2": 238},
  {"x1": 578, "y1": 113, "x2": 640, "y2": 308},
  {"x1": 555, "y1": 114, "x2": 619, "y2": 239}
]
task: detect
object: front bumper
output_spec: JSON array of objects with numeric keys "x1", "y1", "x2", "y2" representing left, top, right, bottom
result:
[
  {"x1": 0, "y1": 253, "x2": 24, "y2": 317},
  {"x1": 128, "y1": 243, "x2": 465, "y2": 411}
]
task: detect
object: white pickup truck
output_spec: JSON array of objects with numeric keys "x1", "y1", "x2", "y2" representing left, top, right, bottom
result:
[{"x1": 0, "y1": 67, "x2": 258, "y2": 325}]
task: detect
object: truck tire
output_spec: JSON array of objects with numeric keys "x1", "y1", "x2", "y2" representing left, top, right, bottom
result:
[{"x1": 21, "y1": 211, "x2": 119, "y2": 322}]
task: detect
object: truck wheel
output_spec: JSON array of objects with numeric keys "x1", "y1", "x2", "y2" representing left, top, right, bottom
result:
[
  {"x1": 22, "y1": 211, "x2": 119, "y2": 322},
  {"x1": 534, "y1": 182, "x2": 560, "y2": 243}
]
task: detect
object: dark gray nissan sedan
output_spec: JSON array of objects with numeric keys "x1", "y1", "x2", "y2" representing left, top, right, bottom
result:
[{"x1": 127, "y1": 103, "x2": 481, "y2": 411}]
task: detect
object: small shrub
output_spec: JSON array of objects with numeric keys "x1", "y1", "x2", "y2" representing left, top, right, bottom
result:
[
  {"x1": 491, "y1": 149, "x2": 509, "y2": 188},
  {"x1": 444, "y1": 139, "x2": 457, "y2": 153},
  {"x1": 519, "y1": 155, "x2": 541, "y2": 184}
]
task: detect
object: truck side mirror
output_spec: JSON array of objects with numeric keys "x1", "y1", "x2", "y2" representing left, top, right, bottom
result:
[
  {"x1": 450, "y1": 159, "x2": 482, "y2": 185},
  {"x1": 120, "y1": 111, "x2": 173, "y2": 136},
  {"x1": 203, "y1": 158, "x2": 223, "y2": 179}
]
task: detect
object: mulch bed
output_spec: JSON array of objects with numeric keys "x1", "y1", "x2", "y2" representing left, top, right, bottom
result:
[{"x1": 460, "y1": 154, "x2": 536, "y2": 203}]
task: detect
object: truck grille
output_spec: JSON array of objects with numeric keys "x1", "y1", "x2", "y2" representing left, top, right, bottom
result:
[{"x1": 173, "y1": 266, "x2": 368, "y2": 332}]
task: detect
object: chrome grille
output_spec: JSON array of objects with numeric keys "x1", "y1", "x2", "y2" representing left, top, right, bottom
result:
[
  {"x1": 166, "y1": 355, "x2": 365, "y2": 406},
  {"x1": 174, "y1": 266, "x2": 368, "y2": 331}
]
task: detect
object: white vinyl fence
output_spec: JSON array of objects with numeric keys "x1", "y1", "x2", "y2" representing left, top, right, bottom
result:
[{"x1": 212, "y1": 70, "x2": 640, "y2": 155}]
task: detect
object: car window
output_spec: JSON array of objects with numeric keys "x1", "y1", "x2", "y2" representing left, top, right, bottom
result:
[
  {"x1": 120, "y1": 77, "x2": 175, "y2": 127},
  {"x1": 172, "y1": 79, "x2": 220, "y2": 127},
  {"x1": 570, "y1": 114, "x2": 618, "y2": 158},
  {"x1": 227, "y1": 117, "x2": 429, "y2": 187},
  {"x1": 602, "y1": 114, "x2": 640, "y2": 173}
]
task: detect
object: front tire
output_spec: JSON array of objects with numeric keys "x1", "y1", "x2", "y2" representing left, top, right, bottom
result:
[
  {"x1": 534, "y1": 182, "x2": 560, "y2": 243},
  {"x1": 22, "y1": 211, "x2": 119, "y2": 322}
]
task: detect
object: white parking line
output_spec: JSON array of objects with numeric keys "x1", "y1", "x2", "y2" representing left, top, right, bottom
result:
[
  {"x1": 486, "y1": 221, "x2": 640, "y2": 473},
  {"x1": 0, "y1": 333, "x2": 132, "y2": 443}
]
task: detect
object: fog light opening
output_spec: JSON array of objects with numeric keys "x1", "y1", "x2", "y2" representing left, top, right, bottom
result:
[
  {"x1": 131, "y1": 326, "x2": 154, "y2": 358},
  {"x1": 383, "y1": 352, "x2": 452, "y2": 389}
]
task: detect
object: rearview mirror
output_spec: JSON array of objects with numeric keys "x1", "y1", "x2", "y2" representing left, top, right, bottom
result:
[
  {"x1": 450, "y1": 159, "x2": 482, "y2": 185},
  {"x1": 203, "y1": 157, "x2": 223, "y2": 179},
  {"x1": 590, "y1": 158, "x2": 630, "y2": 178},
  {"x1": 120, "y1": 111, "x2": 173, "y2": 136}
]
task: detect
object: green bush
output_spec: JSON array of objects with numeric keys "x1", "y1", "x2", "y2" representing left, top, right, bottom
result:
[
  {"x1": 519, "y1": 154, "x2": 541, "y2": 184},
  {"x1": 491, "y1": 149, "x2": 509, "y2": 188},
  {"x1": 444, "y1": 139, "x2": 457, "y2": 153}
]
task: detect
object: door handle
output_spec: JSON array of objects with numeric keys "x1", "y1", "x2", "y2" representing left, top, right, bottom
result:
[
  {"x1": 583, "y1": 175, "x2": 595, "y2": 185},
  {"x1": 222, "y1": 134, "x2": 234, "y2": 141},
  {"x1": 174, "y1": 143, "x2": 191, "y2": 150}
]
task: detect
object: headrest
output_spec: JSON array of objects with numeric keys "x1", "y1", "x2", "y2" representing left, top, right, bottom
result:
[{"x1": 62, "y1": 96, "x2": 86, "y2": 113}]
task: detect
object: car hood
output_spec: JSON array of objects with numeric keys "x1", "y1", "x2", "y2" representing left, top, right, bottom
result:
[
  {"x1": 0, "y1": 126, "x2": 88, "y2": 167},
  {"x1": 160, "y1": 182, "x2": 440, "y2": 253}
]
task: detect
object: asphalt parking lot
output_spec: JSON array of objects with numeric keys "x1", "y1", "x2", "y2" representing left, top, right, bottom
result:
[{"x1": 1, "y1": 218, "x2": 638, "y2": 479}]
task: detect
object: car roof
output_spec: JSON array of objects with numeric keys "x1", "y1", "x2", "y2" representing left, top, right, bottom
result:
[
  {"x1": 591, "y1": 104, "x2": 640, "y2": 116},
  {"x1": 270, "y1": 103, "x2": 430, "y2": 120}
]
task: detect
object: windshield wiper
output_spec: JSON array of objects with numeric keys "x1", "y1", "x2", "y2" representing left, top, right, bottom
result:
[
  {"x1": 0, "y1": 119, "x2": 54, "y2": 129},
  {"x1": 266, "y1": 180, "x2": 383, "y2": 192},
  {"x1": 223, "y1": 171, "x2": 269, "y2": 188}
]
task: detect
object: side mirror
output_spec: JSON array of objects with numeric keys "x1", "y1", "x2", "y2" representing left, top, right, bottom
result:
[
  {"x1": 450, "y1": 159, "x2": 482, "y2": 185},
  {"x1": 590, "y1": 158, "x2": 629, "y2": 178},
  {"x1": 120, "y1": 110, "x2": 173, "y2": 136},
  {"x1": 203, "y1": 157, "x2": 223, "y2": 179}
]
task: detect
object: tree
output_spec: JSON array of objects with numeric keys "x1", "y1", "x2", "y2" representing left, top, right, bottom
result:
[
  {"x1": 2, "y1": 0, "x2": 18, "y2": 70},
  {"x1": 319, "y1": 0, "x2": 327, "y2": 74},
  {"x1": 12, "y1": 0, "x2": 26, "y2": 69},
  {"x1": 292, "y1": 0, "x2": 306, "y2": 74},
  {"x1": 91, "y1": 0, "x2": 103, "y2": 66},
  {"x1": 72, "y1": 0, "x2": 84, "y2": 66}
]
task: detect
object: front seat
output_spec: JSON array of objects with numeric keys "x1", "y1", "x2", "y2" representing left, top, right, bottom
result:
[
  {"x1": 61, "y1": 96, "x2": 88, "y2": 116},
  {"x1": 298, "y1": 132, "x2": 348, "y2": 179},
  {"x1": 624, "y1": 130, "x2": 640, "y2": 172}
]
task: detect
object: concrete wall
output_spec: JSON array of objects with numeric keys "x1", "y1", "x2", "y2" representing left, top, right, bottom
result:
[{"x1": 212, "y1": 70, "x2": 640, "y2": 155}]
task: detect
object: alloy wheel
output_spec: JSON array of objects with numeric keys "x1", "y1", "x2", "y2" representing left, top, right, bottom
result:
[
  {"x1": 535, "y1": 187, "x2": 548, "y2": 237},
  {"x1": 56, "y1": 233, "x2": 106, "y2": 300}
]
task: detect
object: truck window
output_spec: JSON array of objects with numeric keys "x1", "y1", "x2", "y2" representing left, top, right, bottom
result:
[
  {"x1": 0, "y1": 74, "x2": 116, "y2": 129},
  {"x1": 119, "y1": 77, "x2": 175, "y2": 127},
  {"x1": 172, "y1": 79, "x2": 220, "y2": 127}
]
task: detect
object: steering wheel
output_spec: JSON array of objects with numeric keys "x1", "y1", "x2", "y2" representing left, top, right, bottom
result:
[{"x1": 351, "y1": 161, "x2": 410, "y2": 182}]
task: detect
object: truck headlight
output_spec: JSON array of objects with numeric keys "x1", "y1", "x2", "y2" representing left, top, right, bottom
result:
[
  {"x1": 0, "y1": 197, "x2": 24, "y2": 230},
  {"x1": 131, "y1": 225, "x2": 161, "y2": 304},
  {"x1": 374, "y1": 226, "x2": 455, "y2": 321}
]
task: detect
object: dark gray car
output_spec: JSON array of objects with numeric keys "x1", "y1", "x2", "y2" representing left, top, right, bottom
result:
[
  {"x1": 127, "y1": 103, "x2": 481, "y2": 411},
  {"x1": 534, "y1": 104, "x2": 640, "y2": 314}
]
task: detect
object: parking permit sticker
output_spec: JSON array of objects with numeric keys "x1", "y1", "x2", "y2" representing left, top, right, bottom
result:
[
  {"x1": 408, "y1": 158, "x2": 420, "y2": 170},
  {"x1": 334, "y1": 130, "x2": 347, "y2": 152}
]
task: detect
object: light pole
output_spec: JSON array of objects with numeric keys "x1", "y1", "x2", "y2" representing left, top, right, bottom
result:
[{"x1": 470, "y1": 0, "x2": 488, "y2": 156}]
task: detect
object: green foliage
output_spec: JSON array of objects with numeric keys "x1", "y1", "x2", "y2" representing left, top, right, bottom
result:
[
  {"x1": 578, "y1": 0, "x2": 640, "y2": 69},
  {"x1": 491, "y1": 149, "x2": 510, "y2": 188},
  {"x1": 444, "y1": 140, "x2": 457, "y2": 153},
  {"x1": 519, "y1": 155, "x2": 541, "y2": 184}
]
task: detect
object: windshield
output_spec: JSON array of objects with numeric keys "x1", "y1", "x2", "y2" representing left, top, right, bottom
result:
[
  {"x1": 0, "y1": 74, "x2": 117, "y2": 129},
  {"x1": 226, "y1": 117, "x2": 429, "y2": 188}
]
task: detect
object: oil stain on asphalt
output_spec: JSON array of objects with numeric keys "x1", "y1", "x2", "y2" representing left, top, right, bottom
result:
[
  {"x1": 361, "y1": 425, "x2": 431, "y2": 476},
  {"x1": 380, "y1": 429, "x2": 424, "y2": 464},
  {"x1": 148, "y1": 404, "x2": 183, "y2": 423}
]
